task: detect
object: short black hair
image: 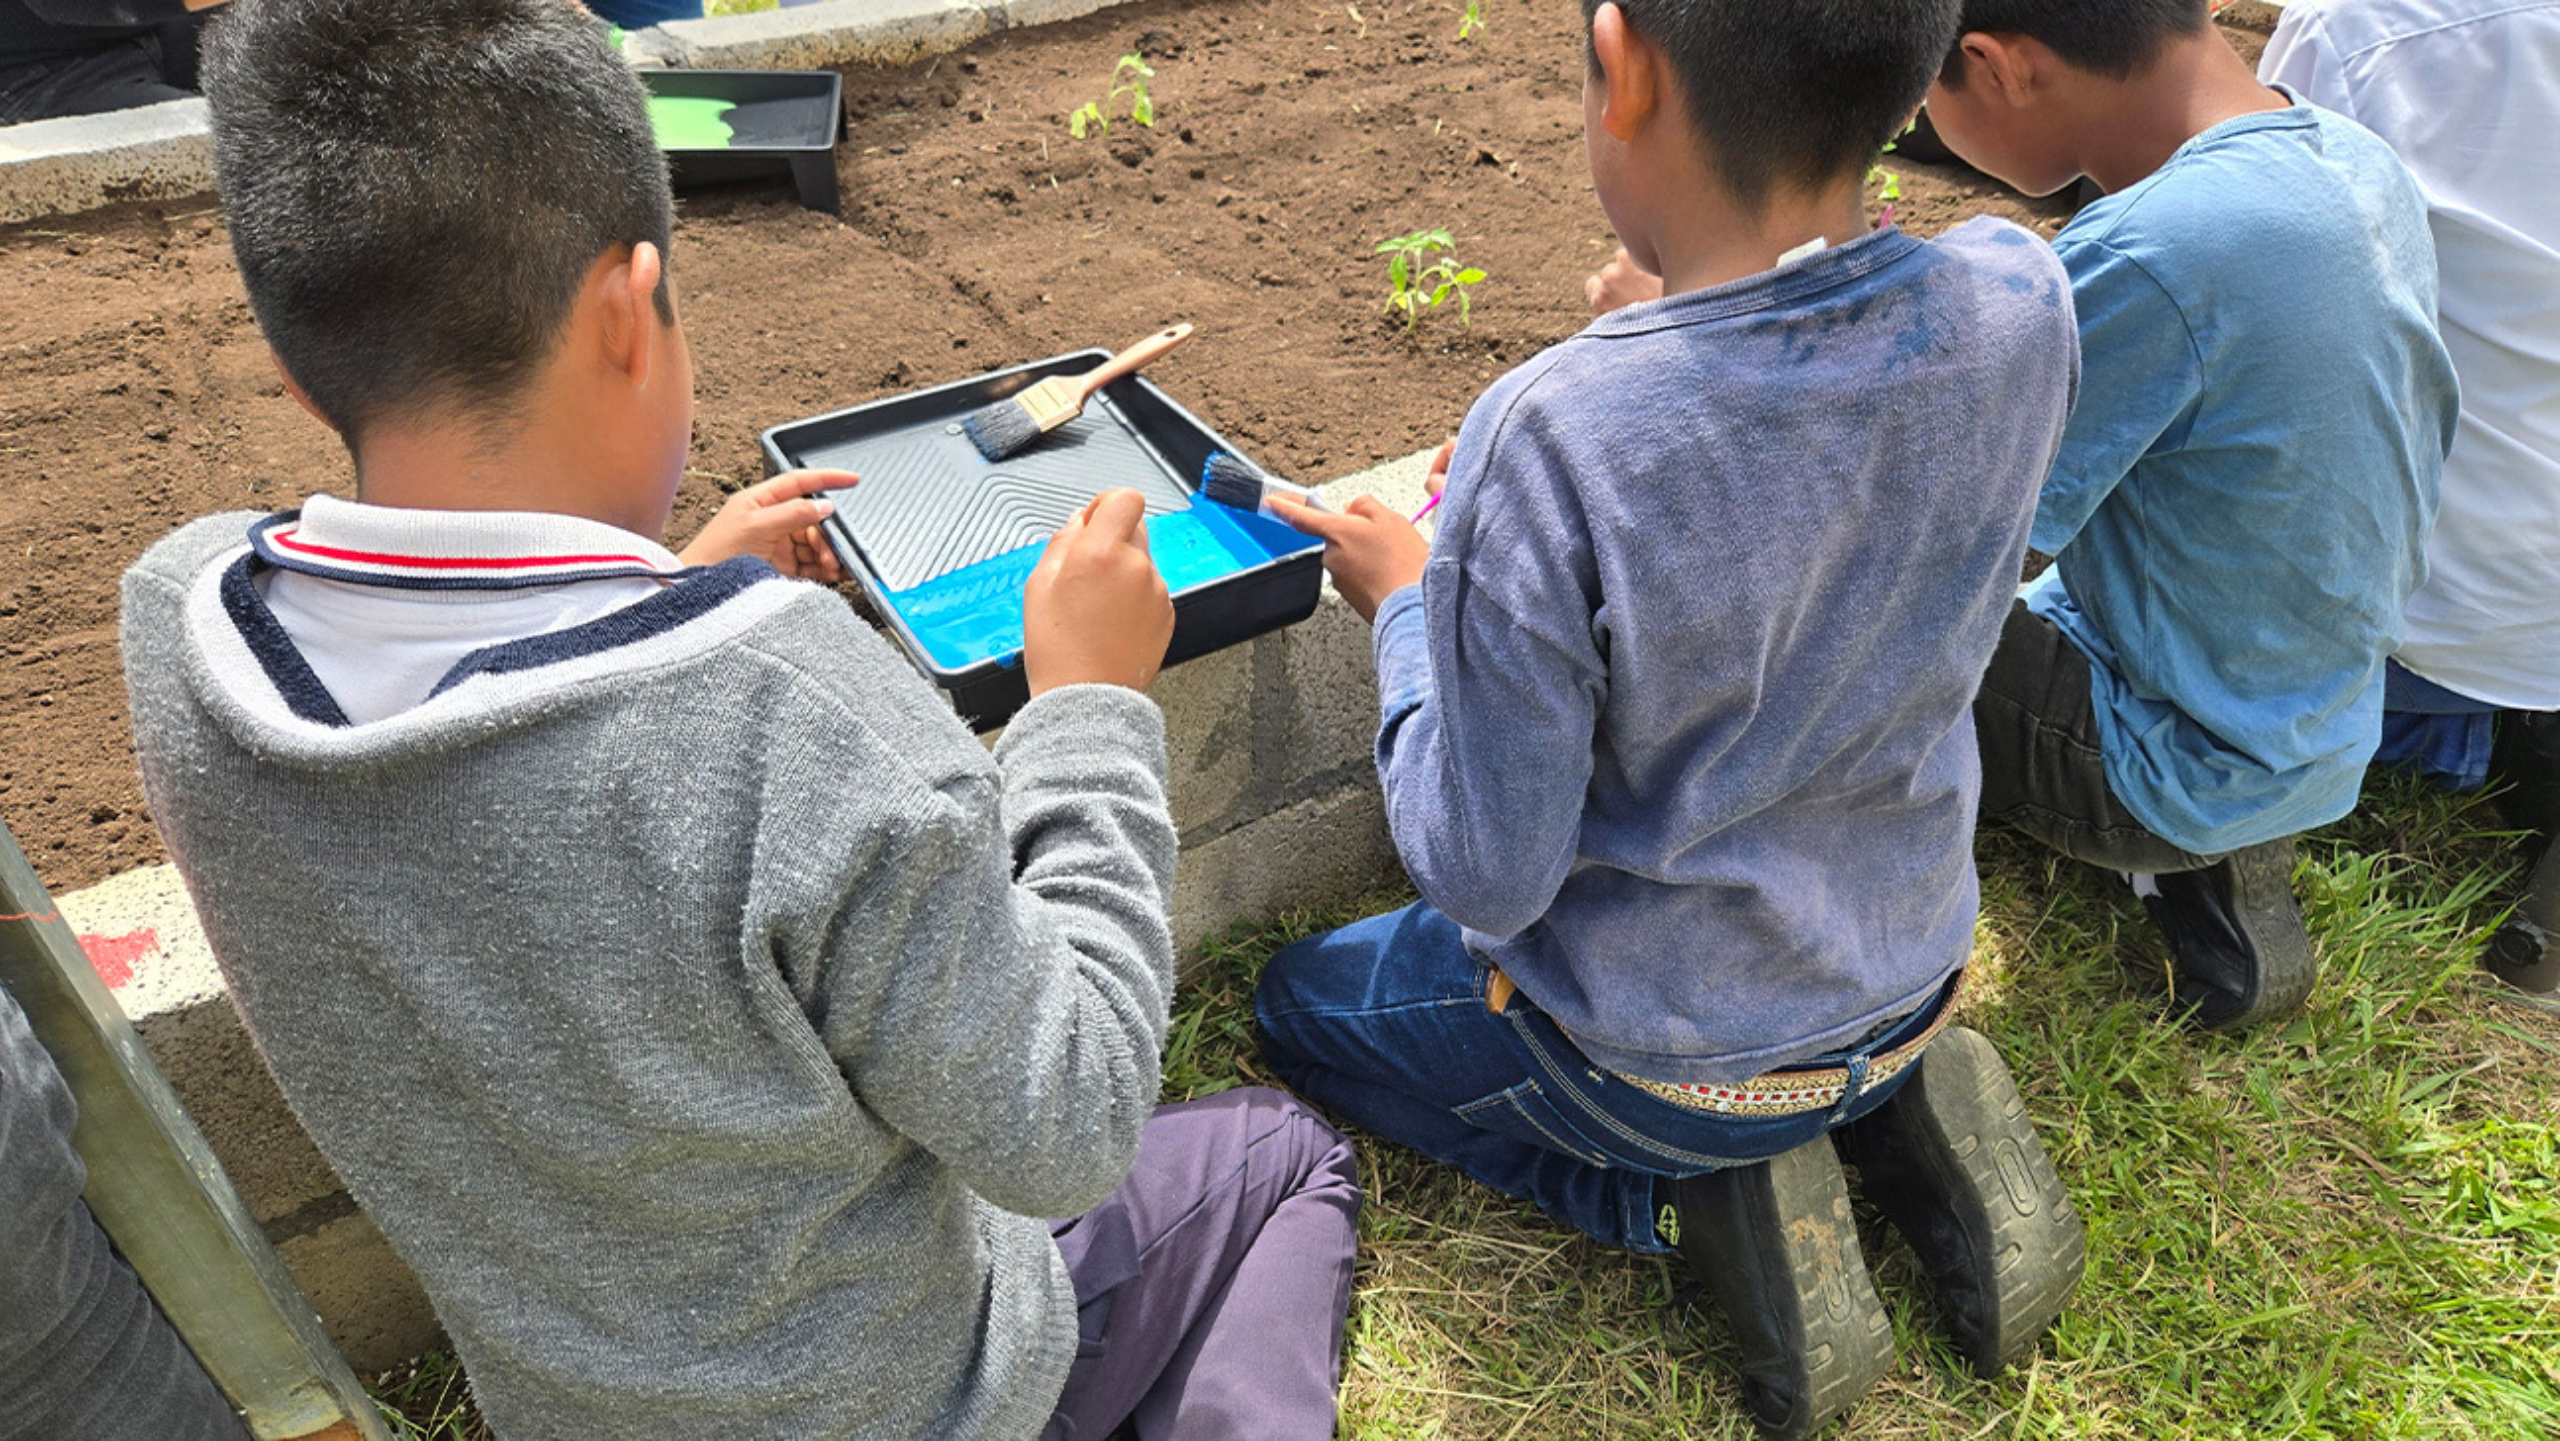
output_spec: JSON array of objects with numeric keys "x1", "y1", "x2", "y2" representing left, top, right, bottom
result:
[
  {"x1": 203, "y1": 0, "x2": 675, "y2": 442},
  {"x1": 1942, "y1": 0, "x2": 2213, "y2": 84},
  {"x1": 1582, "y1": 0, "x2": 1962, "y2": 208}
]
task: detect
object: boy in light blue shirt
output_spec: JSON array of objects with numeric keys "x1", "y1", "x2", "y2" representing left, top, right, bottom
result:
[{"x1": 1926, "y1": 0, "x2": 2458, "y2": 1030}]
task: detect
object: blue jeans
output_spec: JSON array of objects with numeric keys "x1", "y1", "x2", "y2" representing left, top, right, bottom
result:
[
  {"x1": 1253, "y1": 903, "x2": 1941, "y2": 1255},
  {"x1": 2377, "y1": 660, "x2": 2501, "y2": 792}
]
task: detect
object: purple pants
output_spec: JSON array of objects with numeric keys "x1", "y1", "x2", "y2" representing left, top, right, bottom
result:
[{"x1": 1042, "y1": 1087, "x2": 1361, "y2": 1441}]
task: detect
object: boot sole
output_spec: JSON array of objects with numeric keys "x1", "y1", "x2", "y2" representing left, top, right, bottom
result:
[
  {"x1": 1670, "y1": 1141, "x2": 1895, "y2": 1440},
  {"x1": 2171, "y1": 844, "x2": 2317, "y2": 1031},
  {"x1": 1755, "y1": 1141, "x2": 1896, "y2": 1438},
  {"x1": 1855, "y1": 1028, "x2": 2086, "y2": 1378}
]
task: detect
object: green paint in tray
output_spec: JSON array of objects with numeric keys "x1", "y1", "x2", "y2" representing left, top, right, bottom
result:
[{"x1": 649, "y1": 96, "x2": 738, "y2": 150}]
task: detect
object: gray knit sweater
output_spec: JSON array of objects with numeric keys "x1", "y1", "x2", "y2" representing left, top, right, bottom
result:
[{"x1": 120, "y1": 515, "x2": 1179, "y2": 1440}]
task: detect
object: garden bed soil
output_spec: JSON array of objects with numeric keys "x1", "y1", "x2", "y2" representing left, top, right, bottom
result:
[{"x1": 0, "y1": 0, "x2": 2268, "y2": 893}]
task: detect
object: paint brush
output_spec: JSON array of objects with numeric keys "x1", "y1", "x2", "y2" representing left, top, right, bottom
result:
[
  {"x1": 1203, "y1": 452, "x2": 1444, "y2": 524},
  {"x1": 1198, "y1": 452, "x2": 1329, "y2": 516},
  {"x1": 960, "y1": 323, "x2": 1196, "y2": 462}
]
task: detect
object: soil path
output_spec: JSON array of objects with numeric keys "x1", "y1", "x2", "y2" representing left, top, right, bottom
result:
[{"x1": 0, "y1": 0, "x2": 2263, "y2": 891}]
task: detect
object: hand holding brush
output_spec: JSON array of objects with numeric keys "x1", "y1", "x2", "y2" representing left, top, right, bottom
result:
[
  {"x1": 1411, "y1": 436, "x2": 1456, "y2": 521},
  {"x1": 1202, "y1": 447, "x2": 1448, "y2": 525},
  {"x1": 1263, "y1": 490, "x2": 1432, "y2": 625}
]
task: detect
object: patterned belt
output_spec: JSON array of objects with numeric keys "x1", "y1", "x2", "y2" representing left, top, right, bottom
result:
[{"x1": 1485, "y1": 967, "x2": 1956, "y2": 1119}]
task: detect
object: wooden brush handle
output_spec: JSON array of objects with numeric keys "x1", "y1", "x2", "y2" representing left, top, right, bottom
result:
[{"x1": 1077, "y1": 323, "x2": 1195, "y2": 400}]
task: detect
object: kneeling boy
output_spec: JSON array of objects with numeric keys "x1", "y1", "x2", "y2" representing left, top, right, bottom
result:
[
  {"x1": 122, "y1": 3, "x2": 1358, "y2": 1437},
  {"x1": 1254, "y1": 1, "x2": 2085, "y2": 1435},
  {"x1": 1925, "y1": 0, "x2": 2459, "y2": 1028}
]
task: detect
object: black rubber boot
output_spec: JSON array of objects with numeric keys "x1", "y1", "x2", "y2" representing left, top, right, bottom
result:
[
  {"x1": 2140, "y1": 837, "x2": 2318, "y2": 1030},
  {"x1": 2485, "y1": 711, "x2": 2560, "y2": 1012},
  {"x1": 1661, "y1": 1140, "x2": 1894, "y2": 1439},
  {"x1": 1835, "y1": 1028, "x2": 2086, "y2": 1378},
  {"x1": 2484, "y1": 840, "x2": 2559, "y2": 1013},
  {"x1": 2489, "y1": 710, "x2": 2560, "y2": 849}
]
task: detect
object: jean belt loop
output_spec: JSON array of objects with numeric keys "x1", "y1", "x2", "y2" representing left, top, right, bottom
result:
[{"x1": 1828, "y1": 1053, "x2": 1871, "y2": 1126}]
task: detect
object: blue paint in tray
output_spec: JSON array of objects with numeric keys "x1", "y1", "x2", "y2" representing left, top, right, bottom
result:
[{"x1": 884, "y1": 499, "x2": 1318, "y2": 671}]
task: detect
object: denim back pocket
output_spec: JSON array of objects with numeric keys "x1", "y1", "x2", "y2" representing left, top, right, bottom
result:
[{"x1": 1452, "y1": 1079, "x2": 1616, "y2": 1169}]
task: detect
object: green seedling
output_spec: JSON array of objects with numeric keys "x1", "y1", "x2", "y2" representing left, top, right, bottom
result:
[
  {"x1": 1068, "y1": 54, "x2": 1156, "y2": 140},
  {"x1": 1377, "y1": 228, "x2": 1487, "y2": 331},
  {"x1": 1458, "y1": 0, "x2": 1484, "y2": 40},
  {"x1": 1869, "y1": 121, "x2": 1909, "y2": 226}
]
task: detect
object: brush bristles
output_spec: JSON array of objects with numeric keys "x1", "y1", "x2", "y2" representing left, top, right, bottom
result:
[
  {"x1": 1198, "y1": 452, "x2": 1269, "y2": 512},
  {"x1": 961, "y1": 398, "x2": 1043, "y2": 462}
]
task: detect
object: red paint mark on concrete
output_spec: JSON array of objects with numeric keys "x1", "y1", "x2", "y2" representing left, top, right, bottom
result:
[{"x1": 76, "y1": 929, "x2": 157, "y2": 989}]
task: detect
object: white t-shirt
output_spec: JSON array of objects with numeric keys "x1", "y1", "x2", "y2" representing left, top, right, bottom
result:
[{"x1": 2263, "y1": 0, "x2": 2560, "y2": 711}]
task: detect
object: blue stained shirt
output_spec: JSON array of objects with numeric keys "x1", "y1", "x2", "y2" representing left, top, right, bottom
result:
[
  {"x1": 1370, "y1": 220, "x2": 2078, "y2": 1085},
  {"x1": 2029, "y1": 101, "x2": 2459, "y2": 856}
]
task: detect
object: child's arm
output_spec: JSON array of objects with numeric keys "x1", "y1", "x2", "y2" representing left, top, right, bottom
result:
[
  {"x1": 2031, "y1": 240, "x2": 2198, "y2": 556},
  {"x1": 790, "y1": 495, "x2": 1179, "y2": 1221},
  {"x1": 838, "y1": 709, "x2": 1178, "y2": 1221},
  {"x1": 1287, "y1": 411, "x2": 1605, "y2": 941}
]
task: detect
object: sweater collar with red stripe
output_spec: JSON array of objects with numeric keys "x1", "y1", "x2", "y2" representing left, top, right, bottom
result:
[{"x1": 248, "y1": 494, "x2": 687, "y2": 591}]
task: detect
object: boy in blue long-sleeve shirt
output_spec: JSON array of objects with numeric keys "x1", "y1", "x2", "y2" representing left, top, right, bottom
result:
[
  {"x1": 1924, "y1": 0, "x2": 2458, "y2": 1031},
  {"x1": 1254, "y1": 1, "x2": 2088, "y2": 1434}
]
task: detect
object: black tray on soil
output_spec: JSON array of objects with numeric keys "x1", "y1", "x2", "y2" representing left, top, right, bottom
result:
[
  {"x1": 761, "y1": 352, "x2": 1326, "y2": 732},
  {"x1": 643, "y1": 69, "x2": 843, "y2": 214}
]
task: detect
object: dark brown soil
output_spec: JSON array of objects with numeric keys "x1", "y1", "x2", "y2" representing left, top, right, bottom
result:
[{"x1": 0, "y1": 0, "x2": 2261, "y2": 893}]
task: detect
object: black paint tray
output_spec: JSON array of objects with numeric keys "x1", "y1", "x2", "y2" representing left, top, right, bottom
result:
[
  {"x1": 643, "y1": 69, "x2": 843, "y2": 214},
  {"x1": 761, "y1": 352, "x2": 1326, "y2": 732}
]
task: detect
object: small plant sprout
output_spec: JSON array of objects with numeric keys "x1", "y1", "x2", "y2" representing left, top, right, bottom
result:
[
  {"x1": 1377, "y1": 228, "x2": 1488, "y2": 331},
  {"x1": 1868, "y1": 161, "x2": 1904, "y2": 212},
  {"x1": 1068, "y1": 54, "x2": 1156, "y2": 140},
  {"x1": 1458, "y1": 0, "x2": 1484, "y2": 40},
  {"x1": 1870, "y1": 121, "x2": 1910, "y2": 228}
]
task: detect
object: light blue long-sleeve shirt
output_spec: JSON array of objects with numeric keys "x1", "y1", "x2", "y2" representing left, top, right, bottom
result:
[
  {"x1": 1370, "y1": 220, "x2": 2078, "y2": 1086},
  {"x1": 2028, "y1": 102, "x2": 2458, "y2": 856}
]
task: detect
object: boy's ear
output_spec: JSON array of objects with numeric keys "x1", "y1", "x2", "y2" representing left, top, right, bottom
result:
[
  {"x1": 593, "y1": 241, "x2": 665, "y2": 384},
  {"x1": 1591, "y1": 3, "x2": 1658, "y2": 143},
  {"x1": 268, "y1": 352, "x2": 336, "y2": 433},
  {"x1": 1957, "y1": 33, "x2": 2041, "y2": 107}
]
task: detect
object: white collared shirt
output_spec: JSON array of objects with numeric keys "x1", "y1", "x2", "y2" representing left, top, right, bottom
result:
[
  {"x1": 2264, "y1": 0, "x2": 2560, "y2": 710},
  {"x1": 256, "y1": 494, "x2": 681, "y2": 725}
]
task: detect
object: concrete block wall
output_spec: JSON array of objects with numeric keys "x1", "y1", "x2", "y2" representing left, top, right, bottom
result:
[{"x1": 45, "y1": 447, "x2": 1431, "y2": 1371}]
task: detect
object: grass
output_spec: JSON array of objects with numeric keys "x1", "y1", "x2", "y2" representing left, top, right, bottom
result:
[{"x1": 367, "y1": 777, "x2": 2559, "y2": 1439}]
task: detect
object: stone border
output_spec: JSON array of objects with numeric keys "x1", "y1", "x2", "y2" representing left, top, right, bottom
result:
[
  {"x1": 0, "y1": 0, "x2": 1152, "y2": 227},
  {"x1": 0, "y1": 97, "x2": 210, "y2": 228}
]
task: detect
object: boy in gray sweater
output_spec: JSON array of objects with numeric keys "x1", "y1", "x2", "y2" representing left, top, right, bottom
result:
[
  {"x1": 118, "y1": 2, "x2": 1358, "y2": 1437},
  {"x1": 1259, "y1": 1, "x2": 2087, "y2": 1435}
]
